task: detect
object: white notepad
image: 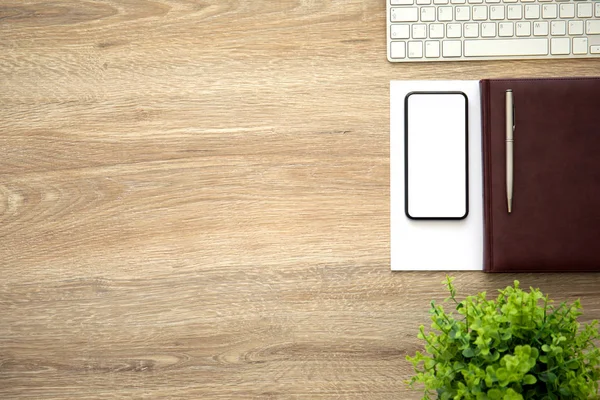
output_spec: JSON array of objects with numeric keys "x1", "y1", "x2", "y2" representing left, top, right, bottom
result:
[{"x1": 390, "y1": 81, "x2": 484, "y2": 271}]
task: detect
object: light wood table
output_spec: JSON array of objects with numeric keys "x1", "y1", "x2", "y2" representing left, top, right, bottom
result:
[{"x1": 2, "y1": 1, "x2": 600, "y2": 398}]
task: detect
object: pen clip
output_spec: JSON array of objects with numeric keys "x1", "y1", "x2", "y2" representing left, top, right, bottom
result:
[{"x1": 512, "y1": 93, "x2": 515, "y2": 131}]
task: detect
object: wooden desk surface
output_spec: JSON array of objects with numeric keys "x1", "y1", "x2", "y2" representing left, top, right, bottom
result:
[{"x1": 2, "y1": 1, "x2": 600, "y2": 398}]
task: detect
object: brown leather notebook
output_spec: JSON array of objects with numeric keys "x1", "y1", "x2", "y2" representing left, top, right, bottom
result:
[{"x1": 480, "y1": 77, "x2": 600, "y2": 273}]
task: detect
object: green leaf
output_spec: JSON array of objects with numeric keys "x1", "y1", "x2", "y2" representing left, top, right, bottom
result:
[
  {"x1": 523, "y1": 374, "x2": 537, "y2": 385},
  {"x1": 539, "y1": 372, "x2": 557, "y2": 383},
  {"x1": 503, "y1": 388, "x2": 524, "y2": 400},
  {"x1": 462, "y1": 347, "x2": 475, "y2": 358},
  {"x1": 542, "y1": 344, "x2": 551, "y2": 352},
  {"x1": 565, "y1": 359, "x2": 579, "y2": 369},
  {"x1": 558, "y1": 387, "x2": 571, "y2": 396},
  {"x1": 487, "y1": 389, "x2": 502, "y2": 400}
]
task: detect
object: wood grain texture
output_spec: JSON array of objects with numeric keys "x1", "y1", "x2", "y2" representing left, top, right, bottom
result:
[{"x1": 1, "y1": 0, "x2": 600, "y2": 398}]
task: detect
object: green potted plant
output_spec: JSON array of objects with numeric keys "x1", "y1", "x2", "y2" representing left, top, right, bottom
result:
[{"x1": 407, "y1": 277, "x2": 600, "y2": 400}]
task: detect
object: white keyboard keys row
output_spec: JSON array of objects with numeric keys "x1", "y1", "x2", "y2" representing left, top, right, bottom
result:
[
  {"x1": 391, "y1": 4, "x2": 597, "y2": 22},
  {"x1": 394, "y1": 0, "x2": 600, "y2": 12},
  {"x1": 390, "y1": 38, "x2": 545, "y2": 57},
  {"x1": 390, "y1": 38, "x2": 597, "y2": 58},
  {"x1": 391, "y1": 20, "x2": 593, "y2": 39}
]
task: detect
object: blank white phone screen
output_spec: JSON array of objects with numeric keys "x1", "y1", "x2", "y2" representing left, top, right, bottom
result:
[{"x1": 405, "y1": 92, "x2": 468, "y2": 219}]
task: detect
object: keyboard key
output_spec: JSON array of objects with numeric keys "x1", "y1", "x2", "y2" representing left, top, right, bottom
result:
[
  {"x1": 412, "y1": 24, "x2": 427, "y2": 39},
  {"x1": 456, "y1": 6, "x2": 470, "y2": 20},
  {"x1": 421, "y1": 7, "x2": 436, "y2": 21},
  {"x1": 425, "y1": 40, "x2": 441, "y2": 57},
  {"x1": 551, "y1": 38, "x2": 570, "y2": 55},
  {"x1": 391, "y1": 24, "x2": 410, "y2": 39},
  {"x1": 486, "y1": 0, "x2": 500, "y2": 3},
  {"x1": 504, "y1": 0, "x2": 518, "y2": 3},
  {"x1": 569, "y1": 20, "x2": 584, "y2": 36},
  {"x1": 433, "y1": 0, "x2": 449, "y2": 4},
  {"x1": 442, "y1": 40, "x2": 462, "y2": 57},
  {"x1": 573, "y1": 38, "x2": 588, "y2": 55},
  {"x1": 464, "y1": 38, "x2": 548, "y2": 56},
  {"x1": 516, "y1": 21, "x2": 531, "y2": 37},
  {"x1": 559, "y1": 3, "x2": 575, "y2": 19},
  {"x1": 542, "y1": 4, "x2": 557, "y2": 19},
  {"x1": 577, "y1": 2, "x2": 593, "y2": 18},
  {"x1": 438, "y1": 6, "x2": 453, "y2": 21},
  {"x1": 521, "y1": 0, "x2": 535, "y2": 2},
  {"x1": 533, "y1": 21, "x2": 549, "y2": 36},
  {"x1": 499, "y1": 22, "x2": 514, "y2": 37},
  {"x1": 586, "y1": 21, "x2": 600, "y2": 35},
  {"x1": 591, "y1": 46, "x2": 600, "y2": 54},
  {"x1": 597, "y1": 2, "x2": 600, "y2": 17},
  {"x1": 416, "y1": 0, "x2": 431, "y2": 4},
  {"x1": 551, "y1": 21, "x2": 566, "y2": 36},
  {"x1": 451, "y1": 0, "x2": 466, "y2": 4},
  {"x1": 447, "y1": 23, "x2": 462, "y2": 38},
  {"x1": 482, "y1": 22, "x2": 497, "y2": 37},
  {"x1": 507, "y1": 5, "x2": 522, "y2": 20},
  {"x1": 525, "y1": 4, "x2": 540, "y2": 19},
  {"x1": 409, "y1": 41, "x2": 424, "y2": 57},
  {"x1": 429, "y1": 23, "x2": 445, "y2": 38},
  {"x1": 490, "y1": 5, "x2": 505, "y2": 20},
  {"x1": 468, "y1": 0, "x2": 483, "y2": 4},
  {"x1": 391, "y1": 0, "x2": 414, "y2": 4},
  {"x1": 390, "y1": 41, "x2": 407, "y2": 58},
  {"x1": 473, "y1": 6, "x2": 488, "y2": 20},
  {"x1": 391, "y1": 7, "x2": 418, "y2": 22},
  {"x1": 464, "y1": 23, "x2": 479, "y2": 38}
]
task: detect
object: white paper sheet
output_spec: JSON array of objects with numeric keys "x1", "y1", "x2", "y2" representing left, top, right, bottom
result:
[{"x1": 390, "y1": 81, "x2": 484, "y2": 271}]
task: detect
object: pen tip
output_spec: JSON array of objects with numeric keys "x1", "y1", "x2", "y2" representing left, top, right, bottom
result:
[{"x1": 508, "y1": 204, "x2": 512, "y2": 213}]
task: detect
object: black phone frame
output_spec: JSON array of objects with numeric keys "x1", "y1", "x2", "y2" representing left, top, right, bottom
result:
[{"x1": 404, "y1": 91, "x2": 469, "y2": 220}]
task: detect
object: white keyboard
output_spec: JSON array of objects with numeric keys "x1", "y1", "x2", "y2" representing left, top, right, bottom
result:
[{"x1": 387, "y1": 0, "x2": 600, "y2": 62}]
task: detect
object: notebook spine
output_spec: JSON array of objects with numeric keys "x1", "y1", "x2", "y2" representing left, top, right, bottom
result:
[{"x1": 480, "y1": 79, "x2": 494, "y2": 272}]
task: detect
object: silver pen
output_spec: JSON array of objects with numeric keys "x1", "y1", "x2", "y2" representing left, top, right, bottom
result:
[{"x1": 506, "y1": 90, "x2": 514, "y2": 214}]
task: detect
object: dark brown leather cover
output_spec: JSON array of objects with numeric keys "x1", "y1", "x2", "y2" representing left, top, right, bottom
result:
[{"x1": 480, "y1": 77, "x2": 600, "y2": 272}]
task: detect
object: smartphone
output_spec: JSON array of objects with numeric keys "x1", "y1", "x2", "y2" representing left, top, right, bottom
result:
[{"x1": 404, "y1": 91, "x2": 468, "y2": 220}]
